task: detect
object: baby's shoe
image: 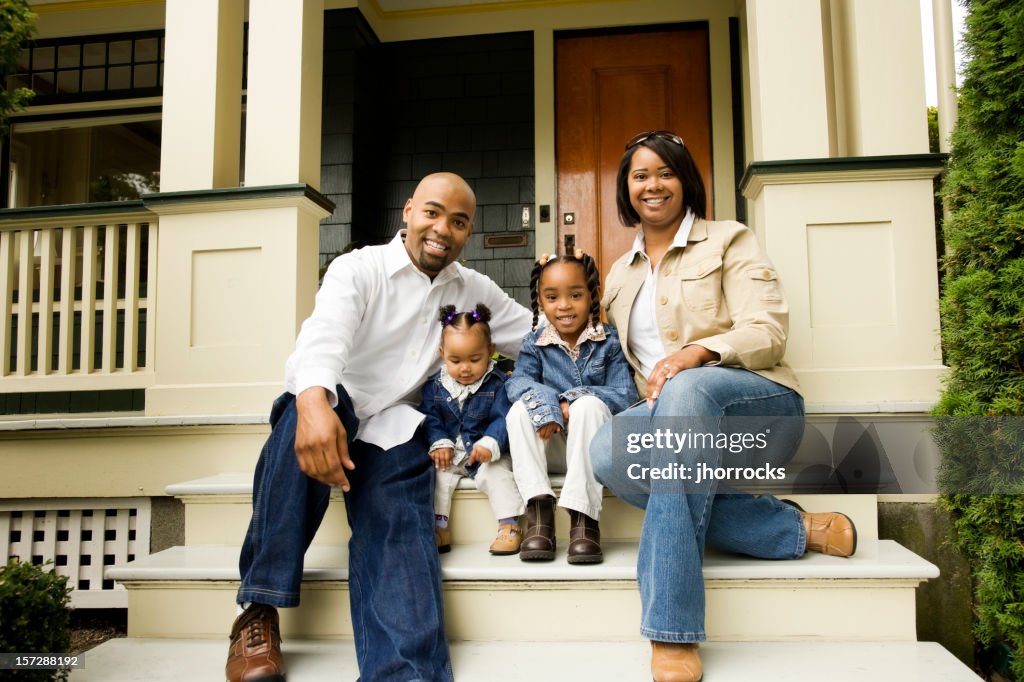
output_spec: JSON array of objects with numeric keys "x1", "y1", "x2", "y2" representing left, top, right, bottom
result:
[
  {"x1": 489, "y1": 523, "x2": 522, "y2": 555},
  {"x1": 435, "y1": 526, "x2": 452, "y2": 554}
]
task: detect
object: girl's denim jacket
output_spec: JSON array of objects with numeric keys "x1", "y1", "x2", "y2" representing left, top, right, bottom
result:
[
  {"x1": 418, "y1": 369, "x2": 512, "y2": 474},
  {"x1": 505, "y1": 324, "x2": 638, "y2": 430}
]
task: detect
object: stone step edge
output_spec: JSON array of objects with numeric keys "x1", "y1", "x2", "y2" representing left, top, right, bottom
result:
[
  {"x1": 69, "y1": 638, "x2": 980, "y2": 682},
  {"x1": 167, "y1": 471, "x2": 564, "y2": 496},
  {"x1": 108, "y1": 539, "x2": 938, "y2": 584},
  {"x1": 167, "y1": 472, "x2": 886, "y2": 499}
]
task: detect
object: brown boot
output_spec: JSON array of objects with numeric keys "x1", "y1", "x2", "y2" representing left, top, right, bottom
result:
[
  {"x1": 225, "y1": 603, "x2": 286, "y2": 682},
  {"x1": 567, "y1": 510, "x2": 602, "y2": 564},
  {"x1": 651, "y1": 641, "x2": 702, "y2": 682},
  {"x1": 520, "y1": 495, "x2": 556, "y2": 561},
  {"x1": 802, "y1": 510, "x2": 857, "y2": 557}
]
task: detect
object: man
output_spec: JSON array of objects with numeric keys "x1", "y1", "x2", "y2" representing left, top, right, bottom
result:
[{"x1": 225, "y1": 172, "x2": 532, "y2": 682}]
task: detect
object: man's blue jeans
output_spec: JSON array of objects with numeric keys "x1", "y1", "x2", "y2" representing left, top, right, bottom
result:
[
  {"x1": 591, "y1": 366, "x2": 806, "y2": 643},
  {"x1": 237, "y1": 386, "x2": 452, "y2": 681}
]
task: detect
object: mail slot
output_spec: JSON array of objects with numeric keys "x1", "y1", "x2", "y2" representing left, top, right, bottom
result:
[{"x1": 484, "y1": 233, "x2": 529, "y2": 248}]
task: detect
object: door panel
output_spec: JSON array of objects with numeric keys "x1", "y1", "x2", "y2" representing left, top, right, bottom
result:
[{"x1": 556, "y1": 26, "x2": 712, "y2": 280}]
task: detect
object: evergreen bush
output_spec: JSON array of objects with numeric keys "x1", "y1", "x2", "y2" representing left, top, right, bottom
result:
[
  {"x1": 936, "y1": 0, "x2": 1024, "y2": 677},
  {"x1": 0, "y1": 0, "x2": 36, "y2": 134},
  {"x1": 0, "y1": 558, "x2": 73, "y2": 682}
]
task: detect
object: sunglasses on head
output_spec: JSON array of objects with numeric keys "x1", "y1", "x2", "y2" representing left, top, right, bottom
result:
[{"x1": 625, "y1": 130, "x2": 685, "y2": 151}]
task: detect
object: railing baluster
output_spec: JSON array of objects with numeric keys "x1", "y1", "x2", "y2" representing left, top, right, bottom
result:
[
  {"x1": 123, "y1": 224, "x2": 141, "y2": 372},
  {"x1": 80, "y1": 225, "x2": 98, "y2": 374},
  {"x1": 16, "y1": 230, "x2": 33, "y2": 376},
  {"x1": 58, "y1": 227, "x2": 78, "y2": 376},
  {"x1": 0, "y1": 232, "x2": 14, "y2": 376},
  {"x1": 145, "y1": 223, "x2": 157, "y2": 371},
  {"x1": 101, "y1": 223, "x2": 120, "y2": 373},
  {"x1": 38, "y1": 229, "x2": 56, "y2": 375}
]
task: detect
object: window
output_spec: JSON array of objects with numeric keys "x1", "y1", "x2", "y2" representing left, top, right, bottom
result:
[
  {"x1": 6, "y1": 31, "x2": 164, "y2": 105},
  {"x1": 7, "y1": 117, "x2": 161, "y2": 208}
]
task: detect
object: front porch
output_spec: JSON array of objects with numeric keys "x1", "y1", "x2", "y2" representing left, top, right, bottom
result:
[{"x1": 0, "y1": 0, "x2": 974, "y2": 679}]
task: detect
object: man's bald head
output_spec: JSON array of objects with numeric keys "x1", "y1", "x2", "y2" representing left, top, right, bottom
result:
[{"x1": 413, "y1": 173, "x2": 477, "y2": 216}]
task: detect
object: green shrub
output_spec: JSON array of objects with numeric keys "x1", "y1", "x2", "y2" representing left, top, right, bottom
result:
[
  {"x1": 0, "y1": 0, "x2": 36, "y2": 134},
  {"x1": 0, "y1": 559, "x2": 73, "y2": 682},
  {"x1": 936, "y1": 0, "x2": 1024, "y2": 678}
]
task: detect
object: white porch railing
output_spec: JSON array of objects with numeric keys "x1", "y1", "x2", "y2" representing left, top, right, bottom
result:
[{"x1": 0, "y1": 205, "x2": 157, "y2": 393}]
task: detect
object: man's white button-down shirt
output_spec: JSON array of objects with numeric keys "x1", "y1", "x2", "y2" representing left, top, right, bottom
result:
[{"x1": 285, "y1": 233, "x2": 531, "y2": 450}]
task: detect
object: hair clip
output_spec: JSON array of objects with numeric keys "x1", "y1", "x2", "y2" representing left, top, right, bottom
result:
[
  {"x1": 469, "y1": 309, "x2": 481, "y2": 322},
  {"x1": 574, "y1": 247, "x2": 585, "y2": 260},
  {"x1": 442, "y1": 311, "x2": 459, "y2": 326},
  {"x1": 537, "y1": 253, "x2": 551, "y2": 267}
]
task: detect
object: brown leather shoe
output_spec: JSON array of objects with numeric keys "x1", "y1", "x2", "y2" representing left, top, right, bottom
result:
[
  {"x1": 225, "y1": 603, "x2": 286, "y2": 682},
  {"x1": 520, "y1": 495, "x2": 555, "y2": 561},
  {"x1": 803, "y1": 510, "x2": 857, "y2": 557},
  {"x1": 567, "y1": 510, "x2": 603, "y2": 564},
  {"x1": 651, "y1": 641, "x2": 702, "y2": 682}
]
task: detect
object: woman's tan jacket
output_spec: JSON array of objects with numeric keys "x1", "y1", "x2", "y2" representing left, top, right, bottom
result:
[{"x1": 601, "y1": 218, "x2": 802, "y2": 398}]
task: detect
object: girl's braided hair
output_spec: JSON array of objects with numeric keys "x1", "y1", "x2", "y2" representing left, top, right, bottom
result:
[
  {"x1": 528, "y1": 251, "x2": 601, "y2": 331},
  {"x1": 438, "y1": 303, "x2": 493, "y2": 344}
]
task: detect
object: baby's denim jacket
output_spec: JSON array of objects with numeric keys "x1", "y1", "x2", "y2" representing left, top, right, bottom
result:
[{"x1": 418, "y1": 369, "x2": 511, "y2": 475}]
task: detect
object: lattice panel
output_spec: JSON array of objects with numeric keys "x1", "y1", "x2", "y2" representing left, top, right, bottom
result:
[{"x1": 1, "y1": 498, "x2": 151, "y2": 608}]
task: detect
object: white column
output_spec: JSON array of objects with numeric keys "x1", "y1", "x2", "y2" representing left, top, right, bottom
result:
[
  {"x1": 933, "y1": 0, "x2": 958, "y2": 152},
  {"x1": 745, "y1": 0, "x2": 832, "y2": 160},
  {"x1": 835, "y1": 0, "x2": 929, "y2": 155},
  {"x1": 243, "y1": 0, "x2": 325, "y2": 188},
  {"x1": 160, "y1": 0, "x2": 243, "y2": 191}
]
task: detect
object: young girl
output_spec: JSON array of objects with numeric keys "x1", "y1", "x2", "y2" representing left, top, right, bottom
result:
[
  {"x1": 419, "y1": 303, "x2": 525, "y2": 556},
  {"x1": 506, "y1": 250, "x2": 638, "y2": 564}
]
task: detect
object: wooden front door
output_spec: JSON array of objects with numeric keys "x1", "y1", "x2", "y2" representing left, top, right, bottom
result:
[{"x1": 555, "y1": 25, "x2": 713, "y2": 280}]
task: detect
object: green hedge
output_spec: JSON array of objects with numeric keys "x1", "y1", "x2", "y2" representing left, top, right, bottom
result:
[
  {"x1": 0, "y1": 559, "x2": 73, "y2": 682},
  {"x1": 936, "y1": 0, "x2": 1024, "y2": 678}
]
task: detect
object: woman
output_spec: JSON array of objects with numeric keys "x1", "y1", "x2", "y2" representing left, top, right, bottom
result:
[{"x1": 590, "y1": 131, "x2": 857, "y2": 682}]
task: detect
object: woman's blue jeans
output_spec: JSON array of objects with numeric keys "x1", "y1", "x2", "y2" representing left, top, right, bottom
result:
[
  {"x1": 590, "y1": 366, "x2": 806, "y2": 643},
  {"x1": 237, "y1": 386, "x2": 452, "y2": 681}
]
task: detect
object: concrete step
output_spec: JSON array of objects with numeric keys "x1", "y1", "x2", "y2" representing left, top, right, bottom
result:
[
  {"x1": 167, "y1": 472, "x2": 879, "y2": 545},
  {"x1": 108, "y1": 539, "x2": 934, "y2": 641},
  {"x1": 69, "y1": 638, "x2": 980, "y2": 681}
]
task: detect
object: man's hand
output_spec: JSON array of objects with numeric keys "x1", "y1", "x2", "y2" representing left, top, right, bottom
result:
[
  {"x1": 430, "y1": 447, "x2": 454, "y2": 470},
  {"x1": 467, "y1": 444, "x2": 492, "y2": 466},
  {"x1": 294, "y1": 387, "x2": 356, "y2": 491},
  {"x1": 537, "y1": 422, "x2": 562, "y2": 441}
]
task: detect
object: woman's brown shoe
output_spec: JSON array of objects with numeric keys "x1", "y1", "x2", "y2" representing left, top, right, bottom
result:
[
  {"x1": 651, "y1": 641, "x2": 702, "y2": 682},
  {"x1": 567, "y1": 510, "x2": 603, "y2": 564},
  {"x1": 520, "y1": 495, "x2": 556, "y2": 561},
  {"x1": 802, "y1": 511, "x2": 857, "y2": 557}
]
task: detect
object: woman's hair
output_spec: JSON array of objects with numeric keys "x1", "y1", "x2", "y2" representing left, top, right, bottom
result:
[
  {"x1": 615, "y1": 132, "x2": 707, "y2": 226},
  {"x1": 528, "y1": 252, "x2": 601, "y2": 331},
  {"x1": 438, "y1": 303, "x2": 493, "y2": 344}
]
